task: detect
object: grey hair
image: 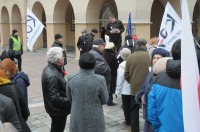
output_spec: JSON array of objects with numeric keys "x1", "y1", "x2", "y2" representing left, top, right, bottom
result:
[
  {"x1": 135, "y1": 38, "x2": 147, "y2": 46},
  {"x1": 46, "y1": 47, "x2": 63, "y2": 64}
]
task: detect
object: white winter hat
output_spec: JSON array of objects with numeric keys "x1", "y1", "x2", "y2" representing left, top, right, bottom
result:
[
  {"x1": 120, "y1": 48, "x2": 131, "y2": 60},
  {"x1": 105, "y1": 42, "x2": 115, "y2": 49}
]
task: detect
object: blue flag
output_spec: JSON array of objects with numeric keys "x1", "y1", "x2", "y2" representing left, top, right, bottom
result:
[{"x1": 126, "y1": 12, "x2": 132, "y2": 35}]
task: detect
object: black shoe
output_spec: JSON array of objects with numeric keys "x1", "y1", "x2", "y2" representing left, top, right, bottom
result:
[
  {"x1": 107, "y1": 102, "x2": 117, "y2": 106},
  {"x1": 123, "y1": 121, "x2": 130, "y2": 126}
]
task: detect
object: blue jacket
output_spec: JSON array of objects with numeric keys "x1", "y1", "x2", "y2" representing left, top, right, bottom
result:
[
  {"x1": 148, "y1": 60, "x2": 184, "y2": 132},
  {"x1": 12, "y1": 72, "x2": 30, "y2": 106}
]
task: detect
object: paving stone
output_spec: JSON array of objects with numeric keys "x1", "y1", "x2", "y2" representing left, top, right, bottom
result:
[
  {"x1": 30, "y1": 120, "x2": 42, "y2": 125},
  {"x1": 13, "y1": 48, "x2": 147, "y2": 132}
]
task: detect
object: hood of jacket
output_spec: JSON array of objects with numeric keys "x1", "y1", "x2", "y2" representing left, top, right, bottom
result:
[
  {"x1": 166, "y1": 59, "x2": 181, "y2": 78},
  {"x1": 12, "y1": 72, "x2": 30, "y2": 86}
]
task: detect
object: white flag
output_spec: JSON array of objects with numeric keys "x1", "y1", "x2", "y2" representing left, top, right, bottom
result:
[
  {"x1": 181, "y1": 0, "x2": 200, "y2": 131},
  {"x1": 27, "y1": 8, "x2": 44, "y2": 51},
  {"x1": 158, "y1": 2, "x2": 181, "y2": 51}
]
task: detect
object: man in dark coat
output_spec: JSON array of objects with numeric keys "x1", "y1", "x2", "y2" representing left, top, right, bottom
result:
[
  {"x1": 77, "y1": 29, "x2": 89, "y2": 55},
  {"x1": 9, "y1": 29, "x2": 23, "y2": 71},
  {"x1": 0, "y1": 93, "x2": 22, "y2": 131},
  {"x1": 124, "y1": 38, "x2": 151, "y2": 132},
  {"x1": 86, "y1": 28, "x2": 98, "y2": 51},
  {"x1": 106, "y1": 15, "x2": 125, "y2": 52},
  {"x1": 103, "y1": 42, "x2": 119, "y2": 106},
  {"x1": 89, "y1": 38, "x2": 111, "y2": 93},
  {"x1": 52, "y1": 34, "x2": 67, "y2": 65},
  {"x1": 41, "y1": 47, "x2": 71, "y2": 132}
]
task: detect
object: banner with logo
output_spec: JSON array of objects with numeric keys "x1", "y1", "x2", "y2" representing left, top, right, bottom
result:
[
  {"x1": 158, "y1": 2, "x2": 181, "y2": 51},
  {"x1": 27, "y1": 8, "x2": 44, "y2": 51}
]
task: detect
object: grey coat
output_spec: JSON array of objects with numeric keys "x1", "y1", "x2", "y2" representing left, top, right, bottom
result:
[
  {"x1": 89, "y1": 48, "x2": 111, "y2": 92},
  {"x1": 68, "y1": 69, "x2": 109, "y2": 132},
  {"x1": 0, "y1": 94, "x2": 22, "y2": 131}
]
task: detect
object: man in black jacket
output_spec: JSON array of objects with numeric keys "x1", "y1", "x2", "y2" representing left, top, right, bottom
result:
[
  {"x1": 41, "y1": 47, "x2": 71, "y2": 132},
  {"x1": 52, "y1": 34, "x2": 67, "y2": 65},
  {"x1": 106, "y1": 15, "x2": 125, "y2": 52},
  {"x1": 86, "y1": 28, "x2": 98, "y2": 51},
  {"x1": 77, "y1": 29, "x2": 89, "y2": 55}
]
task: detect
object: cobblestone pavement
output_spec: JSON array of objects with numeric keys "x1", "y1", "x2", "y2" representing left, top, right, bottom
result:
[{"x1": 1, "y1": 48, "x2": 144, "y2": 132}]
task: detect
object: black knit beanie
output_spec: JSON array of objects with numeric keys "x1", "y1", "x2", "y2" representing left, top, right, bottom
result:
[{"x1": 79, "y1": 53, "x2": 96, "y2": 69}]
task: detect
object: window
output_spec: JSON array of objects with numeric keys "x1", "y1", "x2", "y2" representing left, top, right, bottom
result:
[{"x1": 99, "y1": 3, "x2": 116, "y2": 31}]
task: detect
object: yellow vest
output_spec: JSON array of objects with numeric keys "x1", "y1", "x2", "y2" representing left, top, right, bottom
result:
[{"x1": 11, "y1": 36, "x2": 21, "y2": 51}]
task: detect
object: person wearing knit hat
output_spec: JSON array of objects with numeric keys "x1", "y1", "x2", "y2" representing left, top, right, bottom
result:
[
  {"x1": 68, "y1": 53, "x2": 108, "y2": 132},
  {"x1": 9, "y1": 29, "x2": 23, "y2": 71},
  {"x1": 54, "y1": 34, "x2": 63, "y2": 40},
  {"x1": 151, "y1": 48, "x2": 169, "y2": 65},
  {"x1": 105, "y1": 42, "x2": 115, "y2": 49},
  {"x1": 135, "y1": 47, "x2": 169, "y2": 132},
  {"x1": 148, "y1": 39, "x2": 183, "y2": 132},
  {"x1": 79, "y1": 53, "x2": 96, "y2": 69},
  {"x1": 103, "y1": 42, "x2": 118, "y2": 106},
  {"x1": 115, "y1": 48, "x2": 131, "y2": 125},
  {"x1": 0, "y1": 58, "x2": 18, "y2": 78},
  {"x1": 52, "y1": 34, "x2": 67, "y2": 66},
  {"x1": 120, "y1": 48, "x2": 131, "y2": 61}
]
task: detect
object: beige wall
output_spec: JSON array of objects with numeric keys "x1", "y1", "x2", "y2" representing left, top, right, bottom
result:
[{"x1": 0, "y1": 0, "x2": 199, "y2": 58}]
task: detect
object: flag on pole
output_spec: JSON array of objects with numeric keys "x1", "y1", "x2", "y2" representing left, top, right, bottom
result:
[
  {"x1": 126, "y1": 12, "x2": 132, "y2": 35},
  {"x1": 158, "y1": 2, "x2": 181, "y2": 51},
  {"x1": 181, "y1": 0, "x2": 200, "y2": 131},
  {"x1": 27, "y1": 8, "x2": 44, "y2": 51}
]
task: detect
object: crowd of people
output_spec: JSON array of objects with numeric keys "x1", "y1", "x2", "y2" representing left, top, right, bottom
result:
[{"x1": 1, "y1": 14, "x2": 200, "y2": 132}]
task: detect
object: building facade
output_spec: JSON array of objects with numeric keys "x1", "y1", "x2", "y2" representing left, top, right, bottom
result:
[{"x1": 0, "y1": 0, "x2": 199, "y2": 58}]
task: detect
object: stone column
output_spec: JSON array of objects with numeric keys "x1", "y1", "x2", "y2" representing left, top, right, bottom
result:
[
  {"x1": 21, "y1": 22, "x2": 28, "y2": 51},
  {"x1": 45, "y1": 22, "x2": 55, "y2": 49},
  {"x1": 0, "y1": 23, "x2": 11, "y2": 47}
]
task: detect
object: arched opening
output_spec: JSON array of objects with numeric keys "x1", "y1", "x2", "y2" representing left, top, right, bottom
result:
[
  {"x1": 1, "y1": 6, "x2": 10, "y2": 47},
  {"x1": 150, "y1": 0, "x2": 165, "y2": 38},
  {"x1": 193, "y1": 1, "x2": 200, "y2": 37},
  {"x1": 32, "y1": 2, "x2": 47, "y2": 49},
  {"x1": 99, "y1": 2, "x2": 118, "y2": 31},
  {"x1": 54, "y1": 0, "x2": 75, "y2": 56},
  {"x1": 11, "y1": 5, "x2": 23, "y2": 44},
  {"x1": 86, "y1": 0, "x2": 118, "y2": 32}
]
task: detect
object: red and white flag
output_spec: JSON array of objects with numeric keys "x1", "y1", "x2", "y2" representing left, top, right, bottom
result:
[{"x1": 181, "y1": 0, "x2": 200, "y2": 131}]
